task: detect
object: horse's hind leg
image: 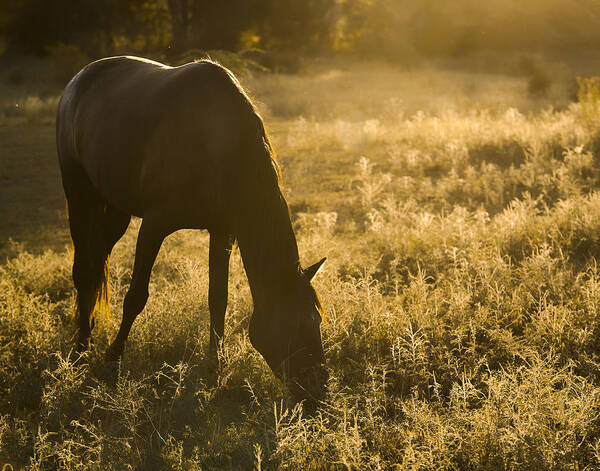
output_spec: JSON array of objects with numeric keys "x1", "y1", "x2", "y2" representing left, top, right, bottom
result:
[
  {"x1": 62, "y1": 164, "x2": 130, "y2": 351},
  {"x1": 106, "y1": 216, "x2": 169, "y2": 361}
]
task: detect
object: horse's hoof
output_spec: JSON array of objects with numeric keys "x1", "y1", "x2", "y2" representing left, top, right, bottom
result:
[
  {"x1": 69, "y1": 335, "x2": 93, "y2": 364},
  {"x1": 75, "y1": 336, "x2": 92, "y2": 354},
  {"x1": 67, "y1": 348, "x2": 88, "y2": 365},
  {"x1": 99, "y1": 358, "x2": 120, "y2": 385},
  {"x1": 100, "y1": 346, "x2": 121, "y2": 384},
  {"x1": 105, "y1": 344, "x2": 122, "y2": 363}
]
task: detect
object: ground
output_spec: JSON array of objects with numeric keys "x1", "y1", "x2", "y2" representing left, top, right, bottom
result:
[{"x1": 2, "y1": 54, "x2": 600, "y2": 469}]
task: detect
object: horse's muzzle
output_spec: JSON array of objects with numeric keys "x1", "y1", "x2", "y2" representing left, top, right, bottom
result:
[{"x1": 288, "y1": 364, "x2": 329, "y2": 413}]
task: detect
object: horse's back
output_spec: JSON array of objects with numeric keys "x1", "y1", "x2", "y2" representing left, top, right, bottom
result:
[{"x1": 57, "y1": 56, "x2": 261, "y2": 228}]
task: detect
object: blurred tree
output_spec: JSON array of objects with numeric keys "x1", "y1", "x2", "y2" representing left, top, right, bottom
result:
[
  {"x1": 1, "y1": 0, "x2": 171, "y2": 57},
  {"x1": 190, "y1": 0, "x2": 268, "y2": 51},
  {"x1": 3, "y1": 0, "x2": 600, "y2": 65},
  {"x1": 262, "y1": 0, "x2": 336, "y2": 51},
  {"x1": 335, "y1": 0, "x2": 421, "y2": 62},
  {"x1": 166, "y1": 0, "x2": 190, "y2": 53}
]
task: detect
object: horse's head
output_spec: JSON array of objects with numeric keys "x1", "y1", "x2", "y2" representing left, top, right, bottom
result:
[{"x1": 249, "y1": 257, "x2": 328, "y2": 410}]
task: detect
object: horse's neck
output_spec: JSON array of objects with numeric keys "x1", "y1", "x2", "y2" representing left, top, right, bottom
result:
[{"x1": 236, "y1": 190, "x2": 300, "y2": 307}]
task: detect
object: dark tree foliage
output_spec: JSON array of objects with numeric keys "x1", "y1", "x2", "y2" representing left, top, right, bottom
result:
[
  {"x1": 262, "y1": 0, "x2": 335, "y2": 51},
  {"x1": 163, "y1": 0, "x2": 334, "y2": 54},
  {"x1": 2, "y1": 0, "x2": 600, "y2": 63},
  {"x1": 1, "y1": 0, "x2": 146, "y2": 55}
]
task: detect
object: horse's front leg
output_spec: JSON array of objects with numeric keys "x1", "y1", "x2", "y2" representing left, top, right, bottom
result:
[
  {"x1": 106, "y1": 216, "x2": 168, "y2": 361},
  {"x1": 208, "y1": 232, "x2": 233, "y2": 362}
]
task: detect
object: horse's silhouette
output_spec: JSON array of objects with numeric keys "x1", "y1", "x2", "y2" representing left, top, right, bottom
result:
[{"x1": 56, "y1": 56, "x2": 327, "y2": 404}]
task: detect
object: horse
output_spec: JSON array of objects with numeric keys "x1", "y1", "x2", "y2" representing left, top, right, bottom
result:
[{"x1": 56, "y1": 56, "x2": 328, "y2": 405}]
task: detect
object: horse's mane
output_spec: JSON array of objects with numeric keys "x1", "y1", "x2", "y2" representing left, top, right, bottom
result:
[
  {"x1": 199, "y1": 58, "x2": 282, "y2": 185},
  {"x1": 201, "y1": 59, "x2": 300, "y2": 282}
]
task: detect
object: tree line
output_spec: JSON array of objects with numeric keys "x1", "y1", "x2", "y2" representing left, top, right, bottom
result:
[{"x1": 2, "y1": 0, "x2": 600, "y2": 65}]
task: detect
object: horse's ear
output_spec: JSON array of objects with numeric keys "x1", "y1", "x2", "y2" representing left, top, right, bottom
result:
[{"x1": 304, "y1": 257, "x2": 326, "y2": 281}]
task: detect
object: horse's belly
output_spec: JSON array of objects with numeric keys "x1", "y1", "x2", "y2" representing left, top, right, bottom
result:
[
  {"x1": 79, "y1": 145, "x2": 146, "y2": 217},
  {"x1": 84, "y1": 150, "x2": 224, "y2": 231}
]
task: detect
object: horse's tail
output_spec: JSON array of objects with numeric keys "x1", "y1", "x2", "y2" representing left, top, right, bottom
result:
[
  {"x1": 64, "y1": 191, "x2": 116, "y2": 333},
  {"x1": 86, "y1": 203, "x2": 115, "y2": 329},
  {"x1": 93, "y1": 254, "x2": 111, "y2": 328}
]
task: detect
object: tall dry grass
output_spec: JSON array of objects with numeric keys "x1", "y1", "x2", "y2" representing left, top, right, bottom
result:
[{"x1": 3, "y1": 59, "x2": 600, "y2": 469}]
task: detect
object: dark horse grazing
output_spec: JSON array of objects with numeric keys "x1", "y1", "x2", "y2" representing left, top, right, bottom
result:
[{"x1": 56, "y1": 56, "x2": 327, "y2": 404}]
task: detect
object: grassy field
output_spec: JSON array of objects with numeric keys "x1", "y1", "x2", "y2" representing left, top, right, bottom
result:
[{"x1": 3, "y1": 55, "x2": 600, "y2": 469}]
